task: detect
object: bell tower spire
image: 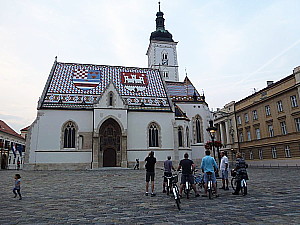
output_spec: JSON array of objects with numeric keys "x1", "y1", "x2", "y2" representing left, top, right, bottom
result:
[{"x1": 146, "y1": 2, "x2": 179, "y2": 82}]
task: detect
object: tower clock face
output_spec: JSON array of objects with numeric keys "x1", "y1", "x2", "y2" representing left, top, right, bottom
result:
[{"x1": 162, "y1": 59, "x2": 168, "y2": 65}]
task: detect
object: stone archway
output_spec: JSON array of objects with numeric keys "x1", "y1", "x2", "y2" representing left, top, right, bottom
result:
[{"x1": 99, "y1": 118, "x2": 121, "y2": 167}]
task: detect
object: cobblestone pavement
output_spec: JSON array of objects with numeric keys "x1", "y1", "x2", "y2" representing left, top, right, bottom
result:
[{"x1": 0, "y1": 167, "x2": 300, "y2": 225}]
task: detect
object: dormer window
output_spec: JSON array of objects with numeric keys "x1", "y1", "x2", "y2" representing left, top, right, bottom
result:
[{"x1": 162, "y1": 71, "x2": 169, "y2": 78}]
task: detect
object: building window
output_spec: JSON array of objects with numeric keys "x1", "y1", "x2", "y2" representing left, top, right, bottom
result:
[
  {"x1": 280, "y1": 121, "x2": 287, "y2": 135},
  {"x1": 186, "y1": 127, "x2": 190, "y2": 148},
  {"x1": 252, "y1": 110, "x2": 258, "y2": 120},
  {"x1": 290, "y1": 95, "x2": 298, "y2": 108},
  {"x1": 255, "y1": 128, "x2": 261, "y2": 139},
  {"x1": 258, "y1": 149, "x2": 263, "y2": 160},
  {"x1": 249, "y1": 150, "x2": 254, "y2": 160},
  {"x1": 63, "y1": 122, "x2": 76, "y2": 148},
  {"x1": 178, "y1": 127, "x2": 183, "y2": 147},
  {"x1": 265, "y1": 105, "x2": 271, "y2": 116},
  {"x1": 247, "y1": 130, "x2": 251, "y2": 141},
  {"x1": 109, "y1": 92, "x2": 113, "y2": 106},
  {"x1": 277, "y1": 100, "x2": 283, "y2": 112},
  {"x1": 195, "y1": 116, "x2": 202, "y2": 143},
  {"x1": 285, "y1": 145, "x2": 291, "y2": 158},
  {"x1": 239, "y1": 132, "x2": 244, "y2": 142},
  {"x1": 271, "y1": 147, "x2": 277, "y2": 159},
  {"x1": 295, "y1": 118, "x2": 300, "y2": 132},
  {"x1": 268, "y1": 125, "x2": 274, "y2": 137},
  {"x1": 149, "y1": 123, "x2": 159, "y2": 147},
  {"x1": 237, "y1": 116, "x2": 242, "y2": 125},
  {"x1": 162, "y1": 71, "x2": 169, "y2": 78},
  {"x1": 244, "y1": 113, "x2": 249, "y2": 123}
]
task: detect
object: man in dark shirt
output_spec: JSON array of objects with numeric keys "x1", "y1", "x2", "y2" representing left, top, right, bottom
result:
[
  {"x1": 177, "y1": 153, "x2": 200, "y2": 197},
  {"x1": 163, "y1": 156, "x2": 175, "y2": 193},
  {"x1": 145, "y1": 151, "x2": 157, "y2": 197}
]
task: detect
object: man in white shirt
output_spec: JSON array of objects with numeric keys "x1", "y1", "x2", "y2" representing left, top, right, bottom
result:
[{"x1": 219, "y1": 151, "x2": 229, "y2": 190}]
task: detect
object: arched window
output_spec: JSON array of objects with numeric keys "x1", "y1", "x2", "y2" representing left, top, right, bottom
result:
[
  {"x1": 109, "y1": 92, "x2": 113, "y2": 106},
  {"x1": 63, "y1": 122, "x2": 76, "y2": 148},
  {"x1": 178, "y1": 126, "x2": 183, "y2": 147},
  {"x1": 186, "y1": 127, "x2": 190, "y2": 147},
  {"x1": 196, "y1": 116, "x2": 202, "y2": 143},
  {"x1": 149, "y1": 123, "x2": 159, "y2": 147}
]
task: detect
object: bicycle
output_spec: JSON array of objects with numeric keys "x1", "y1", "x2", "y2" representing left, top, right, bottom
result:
[
  {"x1": 231, "y1": 170, "x2": 247, "y2": 196},
  {"x1": 206, "y1": 171, "x2": 214, "y2": 199},
  {"x1": 194, "y1": 171, "x2": 204, "y2": 193},
  {"x1": 182, "y1": 174, "x2": 193, "y2": 199},
  {"x1": 163, "y1": 172, "x2": 181, "y2": 210}
]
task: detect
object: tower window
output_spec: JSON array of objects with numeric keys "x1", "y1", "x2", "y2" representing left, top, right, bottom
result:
[
  {"x1": 109, "y1": 92, "x2": 113, "y2": 106},
  {"x1": 162, "y1": 71, "x2": 169, "y2": 78}
]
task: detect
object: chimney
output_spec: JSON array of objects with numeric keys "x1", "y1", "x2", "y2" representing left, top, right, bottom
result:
[{"x1": 267, "y1": 81, "x2": 274, "y2": 86}]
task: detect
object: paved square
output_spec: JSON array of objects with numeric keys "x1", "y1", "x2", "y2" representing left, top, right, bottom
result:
[{"x1": 0, "y1": 167, "x2": 299, "y2": 224}]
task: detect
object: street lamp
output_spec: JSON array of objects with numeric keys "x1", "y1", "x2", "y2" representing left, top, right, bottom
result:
[{"x1": 206, "y1": 120, "x2": 218, "y2": 162}]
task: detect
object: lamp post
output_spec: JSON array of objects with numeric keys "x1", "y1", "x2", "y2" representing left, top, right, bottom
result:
[{"x1": 206, "y1": 120, "x2": 218, "y2": 162}]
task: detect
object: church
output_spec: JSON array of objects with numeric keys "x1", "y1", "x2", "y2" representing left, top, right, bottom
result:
[{"x1": 24, "y1": 5, "x2": 213, "y2": 170}]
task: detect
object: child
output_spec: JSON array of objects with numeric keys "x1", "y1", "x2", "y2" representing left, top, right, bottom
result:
[
  {"x1": 13, "y1": 174, "x2": 22, "y2": 200},
  {"x1": 134, "y1": 159, "x2": 139, "y2": 170}
]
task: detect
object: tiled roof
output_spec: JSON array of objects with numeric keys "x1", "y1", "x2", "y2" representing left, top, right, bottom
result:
[
  {"x1": 40, "y1": 62, "x2": 171, "y2": 111},
  {"x1": 166, "y1": 76, "x2": 206, "y2": 103},
  {"x1": 0, "y1": 120, "x2": 25, "y2": 139}
]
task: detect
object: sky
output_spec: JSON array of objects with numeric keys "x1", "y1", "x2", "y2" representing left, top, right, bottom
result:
[{"x1": 1, "y1": 0, "x2": 300, "y2": 133}]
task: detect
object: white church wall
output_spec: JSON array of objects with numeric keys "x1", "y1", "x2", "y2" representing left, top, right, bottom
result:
[
  {"x1": 35, "y1": 151, "x2": 91, "y2": 163},
  {"x1": 27, "y1": 110, "x2": 93, "y2": 165},
  {"x1": 127, "y1": 111, "x2": 174, "y2": 162}
]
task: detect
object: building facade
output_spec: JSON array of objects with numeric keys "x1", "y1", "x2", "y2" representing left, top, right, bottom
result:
[
  {"x1": 24, "y1": 6, "x2": 212, "y2": 170},
  {"x1": 0, "y1": 120, "x2": 26, "y2": 170},
  {"x1": 234, "y1": 67, "x2": 300, "y2": 166}
]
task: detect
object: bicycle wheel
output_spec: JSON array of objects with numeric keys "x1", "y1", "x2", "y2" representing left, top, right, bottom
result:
[
  {"x1": 231, "y1": 177, "x2": 237, "y2": 191},
  {"x1": 167, "y1": 185, "x2": 170, "y2": 195},
  {"x1": 208, "y1": 188, "x2": 212, "y2": 199},
  {"x1": 175, "y1": 198, "x2": 181, "y2": 210},
  {"x1": 241, "y1": 180, "x2": 247, "y2": 196}
]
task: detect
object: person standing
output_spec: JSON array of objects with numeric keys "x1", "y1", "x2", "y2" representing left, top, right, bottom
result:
[
  {"x1": 162, "y1": 156, "x2": 175, "y2": 193},
  {"x1": 219, "y1": 151, "x2": 229, "y2": 190},
  {"x1": 177, "y1": 153, "x2": 200, "y2": 197},
  {"x1": 232, "y1": 152, "x2": 248, "y2": 195},
  {"x1": 201, "y1": 150, "x2": 219, "y2": 197},
  {"x1": 145, "y1": 151, "x2": 157, "y2": 197},
  {"x1": 13, "y1": 174, "x2": 22, "y2": 200},
  {"x1": 134, "y1": 159, "x2": 139, "y2": 170}
]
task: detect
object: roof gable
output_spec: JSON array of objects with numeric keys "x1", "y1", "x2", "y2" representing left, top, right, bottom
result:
[{"x1": 0, "y1": 120, "x2": 24, "y2": 139}]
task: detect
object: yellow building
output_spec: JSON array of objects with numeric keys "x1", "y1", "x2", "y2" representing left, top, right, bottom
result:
[{"x1": 234, "y1": 66, "x2": 300, "y2": 166}]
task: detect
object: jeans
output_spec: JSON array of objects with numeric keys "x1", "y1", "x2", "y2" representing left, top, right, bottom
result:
[{"x1": 13, "y1": 188, "x2": 22, "y2": 198}]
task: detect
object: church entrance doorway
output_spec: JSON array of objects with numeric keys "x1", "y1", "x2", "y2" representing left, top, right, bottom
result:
[
  {"x1": 99, "y1": 118, "x2": 121, "y2": 167},
  {"x1": 103, "y1": 148, "x2": 116, "y2": 167}
]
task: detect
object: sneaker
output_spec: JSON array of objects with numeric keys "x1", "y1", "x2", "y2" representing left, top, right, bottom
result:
[
  {"x1": 145, "y1": 192, "x2": 149, "y2": 196},
  {"x1": 151, "y1": 193, "x2": 156, "y2": 197},
  {"x1": 13, "y1": 195, "x2": 17, "y2": 198},
  {"x1": 162, "y1": 190, "x2": 166, "y2": 193},
  {"x1": 232, "y1": 192, "x2": 239, "y2": 195},
  {"x1": 219, "y1": 187, "x2": 225, "y2": 190},
  {"x1": 19, "y1": 197, "x2": 22, "y2": 200},
  {"x1": 225, "y1": 187, "x2": 229, "y2": 191},
  {"x1": 201, "y1": 194, "x2": 208, "y2": 197},
  {"x1": 195, "y1": 194, "x2": 200, "y2": 197}
]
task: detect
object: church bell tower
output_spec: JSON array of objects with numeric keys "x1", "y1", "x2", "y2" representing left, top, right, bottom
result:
[{"x1": 146, "y1": 2, "x2": 179, "y2": 82}]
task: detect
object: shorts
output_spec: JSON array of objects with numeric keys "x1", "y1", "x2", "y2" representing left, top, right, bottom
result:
[
  {"x1": 180, "y1": 174, "x2": 194, "y2": 185},
  {"x1": 221, "y1": 170, "x2": 229, "y2": 179},
  {"x1": 146, "y1": 172, "x2": 155, "y2": 182},
  {"x1": 163, "y1": 172, "x2": 172, "y2": 182},
  {"x1": 203, "y1": 172, "x2": 217, "y2": 183}
]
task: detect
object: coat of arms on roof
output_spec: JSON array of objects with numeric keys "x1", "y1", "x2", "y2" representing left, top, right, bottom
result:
[
  {"x1": 121, "y1": 72, "x2": 148, "y2": 92},
  {"x1": 72, "y1": 69, "x2": 101, "y2": 91}
]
